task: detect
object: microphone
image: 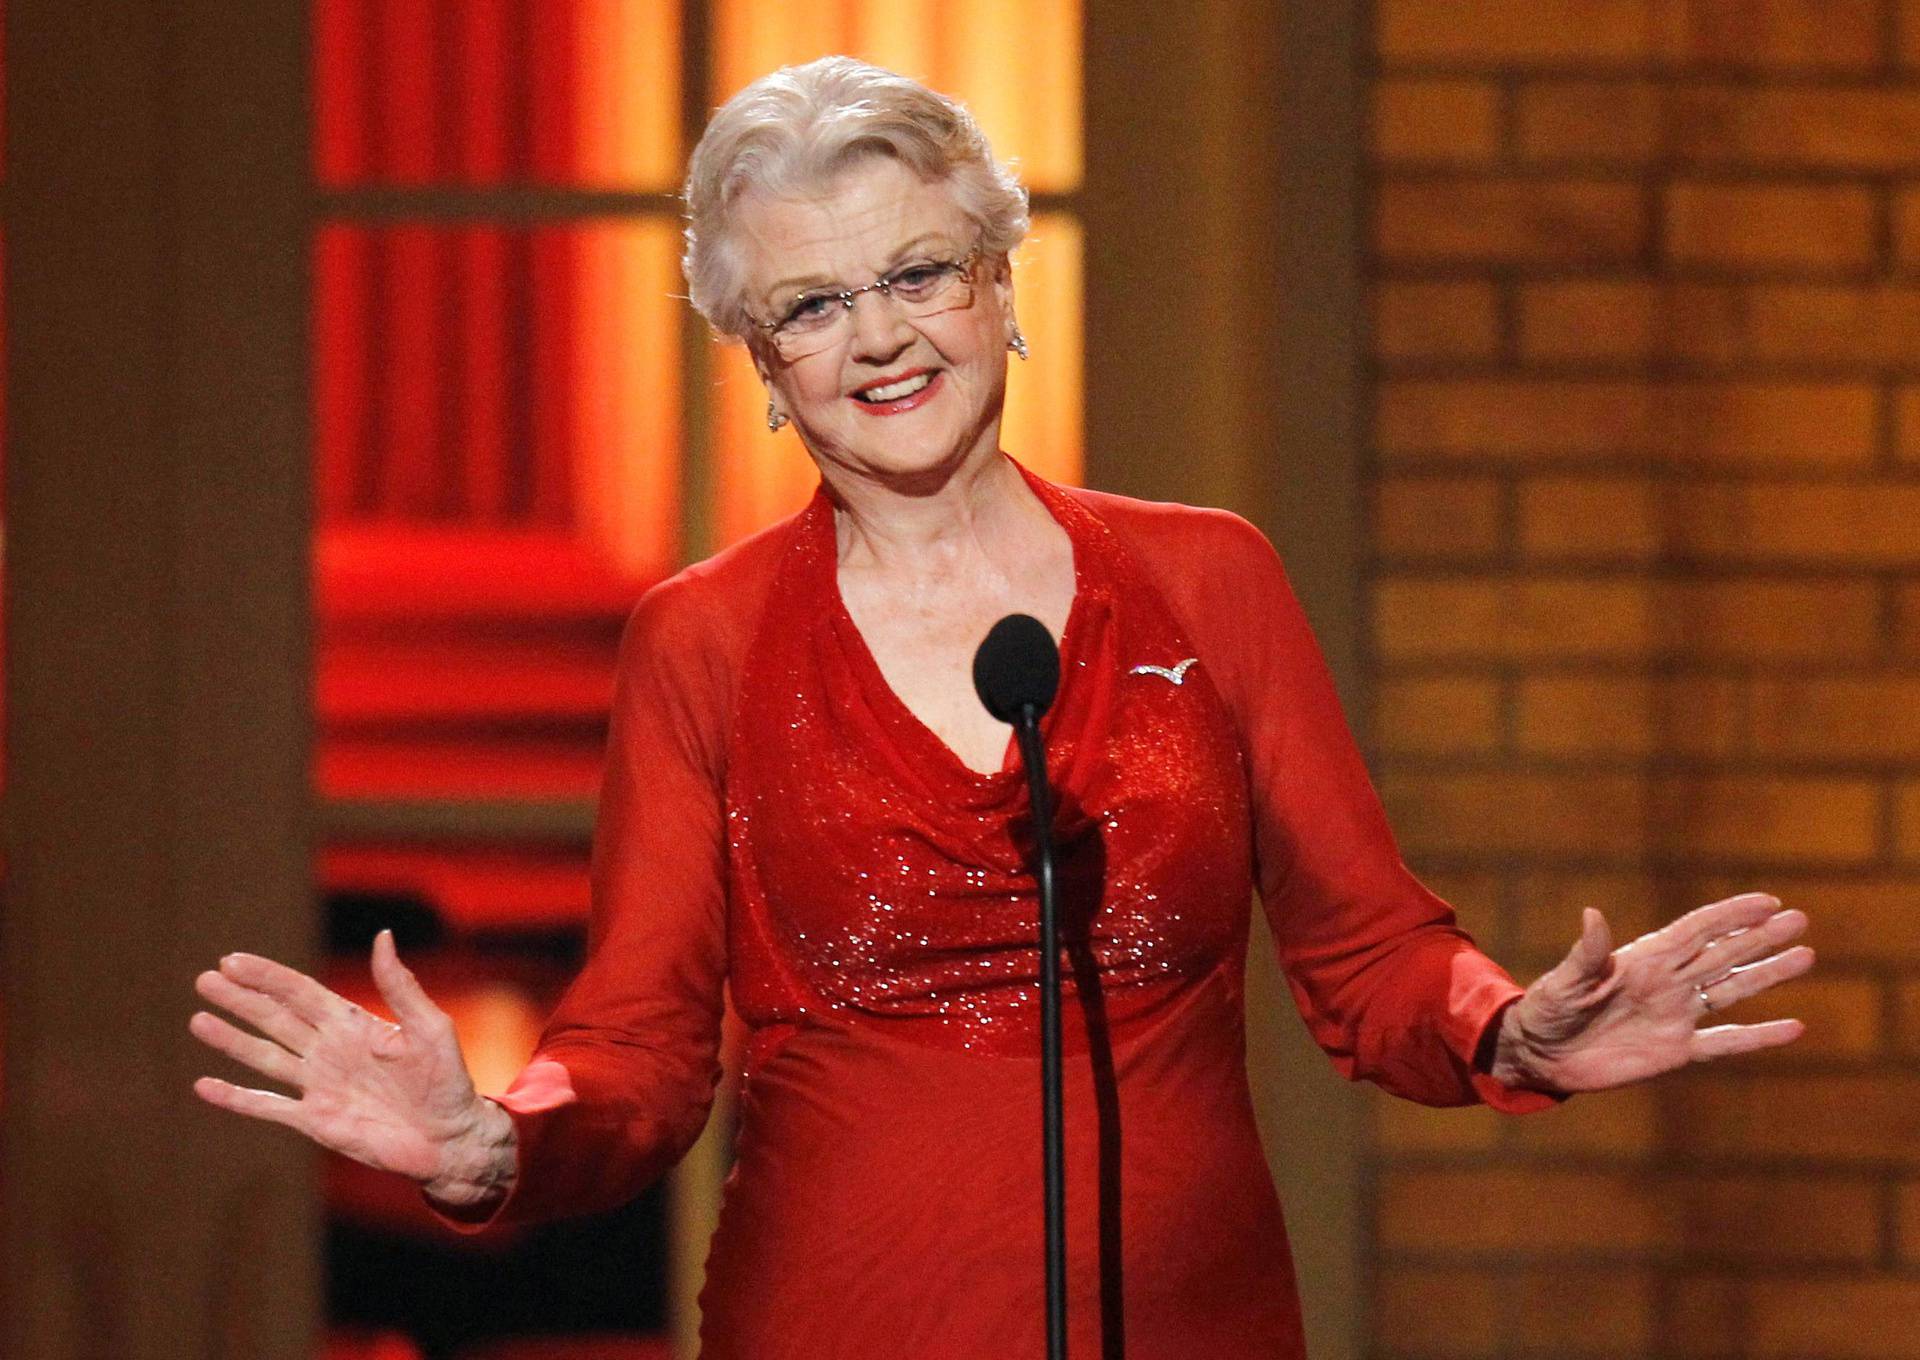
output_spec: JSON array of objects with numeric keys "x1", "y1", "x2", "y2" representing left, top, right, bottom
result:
[
  {"x1": 972, "y1": 613, "x2": 1068, "y2": 1360},
  {"x1": 972, "y1": 613, "x2": 1060, "y2": 723}
]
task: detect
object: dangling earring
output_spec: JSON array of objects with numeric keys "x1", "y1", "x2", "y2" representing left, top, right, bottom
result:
[
  {"x1": 767, "y1": 398, "x2": 788, "y2": 432},
  {"x1": 1008, "y1": 327, "x2": 1029, "y2": 361}
]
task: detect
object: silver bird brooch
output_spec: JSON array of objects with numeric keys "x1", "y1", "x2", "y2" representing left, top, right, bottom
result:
[{"x1": 1129, "y1": 657, "x2": 1198, "y2": 685}]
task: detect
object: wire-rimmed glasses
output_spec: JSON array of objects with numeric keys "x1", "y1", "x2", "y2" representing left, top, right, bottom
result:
[{"x1": 749, "y1": 246, "x2": 982, "y2": 360}]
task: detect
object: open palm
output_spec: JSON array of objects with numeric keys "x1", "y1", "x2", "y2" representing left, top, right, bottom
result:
[
  {"x1": 189, "y1": 929, "x2": 485, "y2": 1185},
  {"x1": 1499, "y1": 892, "x2": 1813, "y2": 1093}
]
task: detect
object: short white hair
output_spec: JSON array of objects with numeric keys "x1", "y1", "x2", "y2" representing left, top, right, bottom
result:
[{"x1": 682, "y1": 56, "x2": 1030, "y2": 340}]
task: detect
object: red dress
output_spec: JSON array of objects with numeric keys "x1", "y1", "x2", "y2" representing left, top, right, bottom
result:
[{"x1": 425, "y1": 456, "x2": 1552, "y2": 1357}]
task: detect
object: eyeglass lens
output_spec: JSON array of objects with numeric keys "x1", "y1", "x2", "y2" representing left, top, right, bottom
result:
[{"x1": 773, "y1": 266, "x2": 975, "y2": 358}]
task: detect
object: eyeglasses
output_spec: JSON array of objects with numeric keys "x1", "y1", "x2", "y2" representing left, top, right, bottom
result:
[{"x1": 749, "y1": 246, "x2": 981, "y2": 360}]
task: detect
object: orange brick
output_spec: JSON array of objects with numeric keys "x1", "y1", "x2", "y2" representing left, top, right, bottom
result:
[
  {"x1": 1676, "y1": 1175, "x2": 1881, "y2": 1263},
  {"x1": 1899, "y1": 388, "x2": 1920, "y2": 463},
  {"x1": 1375, "y1": 1266, "x2": 1501, "y2": 1359},
  {"x1": 1665, "y1": 182, "x2": 1877, "y2": 271},
  {"x1": 1509, "y1": 1266, "x2": 1653, "y2": 1350},
  {"x1": 1515, "y1": 674, "x2": 1658, "y2": 758},
  {"x1": 1901, "y1": 1180, "x2": 1920, "y2": 1266},
  {"x1": 1661, "y1": 483, "x2": 1920, "y2": 567},
  {"x1": 1515, "y1": 674, "x2": 1748, "y2": 760},
  {"x1": 1375, "y1": 475, "x2": 1505, "y2": 559},
  {"x1": 1517, "y1": 476, "x2": 1661, "y2": 560},
  {"x1": 1376, "y1": 178, "x2": 1648, "y2": 267},
  {"x1": 1508, "y1": 1084, "x2": 1659, "y2": 1157},
  {"x1": 1657, "y1": 578, "x2": 1880, "y2": 662},
  {"x1": 1900, "y1": 782, "x2": 1920, "y2": 859},
  {"x1": 1670, "y1": 1276, "x2": 1745, "y2": 1360},
  {"x1": 1418, "y1": 867, "x2": 1506, "y2": 936},
  {"x1": 1372, "y1": 1088, "x2": 1504, "y2": 1155},
  {"x1": 1895, "y1": 189, "x2": 1920, "y2": 272},
  {"x1": 1376, "y1": 379, "x2": 1878, "y2": 467},
  {"x1": 1676, "y1": 874, "x2": 1920, "y2": 966},
  {"x1": 1378, "y1": 1, "x2": 1882, "y2": 70},
  {"x1": 1899, "y1": 980, "x2": 1920, "y2": 1057},
  {"x1": 1374, "y1": 575, "x2": 1879, "y2": 663},
  {"x1": 1525, "y1": 84, "x2": 1920, "y2": 172},
  {"x1": 1373, "y1": 577, "x2": 1651, "y2": 662},
  {"x1": 1376, "y1": 674, "x2": 1504, "y2": 756},
  {"x1": 1517, "y1": 280, "x2": 1920, "y2": 368},
  {"x1": 1738, "y1": 286, "x2": 1920, "y2": 367},
  {"x1": 1509, "y1": 869, "x2": 1665, "y2": 960},
  {"x1": 1748, "y1": 678, "x2": 1920, "y2": 761},
  {"x1": 1666, "y1": 1072, "x2": 1920, "y2": 1161},
  {"x1": 1380, "y1": 770, "x2": 1649, "y2": 857},
  {"x1": 1373, "y1": 281, "x2": 1502, "y2": 362},
  {"x1": 1650, "y1": 773, "x2": 1880, "y2": 862},
  {"x1": 1714, "y1": 974, "x2": 1883, "y2": 1060},
  {"x1": 1747, "y1": 1279, "x2": 1920, "y2": 1359},
  {"x1": 1518, "y1": 80, "x2": 1667, "y2": 165},
  {"x1": 1668, "y1": 1, "x2": 1884, "y2": 71},
  {"x1": 1901, "y1": 581, "x2": 1920, "y2": 651},
  {"x1": 1373, "y1": 79, "x2": 1503, "y2": 165},
  {"x1": 1906, "y1": 1, "x2": 1920, "y2": 68},
  {"x1": 1378, "y1": 1167, "x2": 1671, "y2": 1253},
  {"x1": 1517, "y1": 280, "x2": 1666, "y2": 362},
  {"x1": 1378, "y1": 1, "x2": 1654, "y2": 65}
]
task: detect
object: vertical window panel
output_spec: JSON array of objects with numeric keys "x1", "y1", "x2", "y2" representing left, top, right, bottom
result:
[
  {"x1": 314, "y1": 222, "x2": 682, "y2": 579},
  {"x1": 565, "y1": 219, "x2": 685, "y2": 578},
  {"x1": 314, "y1": 0, "x2": 680, "y2": 188},
  {"x1": 709, "y1": 0, "x2": 1082, "y2": 191},
  {"x1": 1002, "y1": 213, "x2": 1083, "y2": 486},
  {"x1": 571, "y1": 0, "x2": 683, "y2": 189},
  {"x1": 710, "y1": 342, "x2": 819, "y2": 547}
]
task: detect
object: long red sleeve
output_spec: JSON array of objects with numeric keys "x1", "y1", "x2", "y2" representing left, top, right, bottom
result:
[
  {"x1": 1088, "y1": 494, "x2": 1556, "y2": 1114},
  {"x1": 423, "y1": 571, "x2": 733, "y2": 1233}
]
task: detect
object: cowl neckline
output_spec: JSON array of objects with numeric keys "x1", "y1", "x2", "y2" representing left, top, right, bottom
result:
[{"x1": 803, "y1": 455, "x2": 1117, "y2": 815}]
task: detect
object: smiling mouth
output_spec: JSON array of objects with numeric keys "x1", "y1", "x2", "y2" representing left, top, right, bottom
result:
[{"x1": 851, "y1": 371, "x2": 936, "y2": 403}]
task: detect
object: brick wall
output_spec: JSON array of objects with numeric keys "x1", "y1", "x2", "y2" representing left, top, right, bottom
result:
[{"x1": 1364, "y1": 4, "x2": 1920, "y2": 1357}]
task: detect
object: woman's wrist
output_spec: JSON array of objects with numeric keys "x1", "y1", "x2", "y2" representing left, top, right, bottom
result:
[
  {"x1": 1487, "y1": 998, "x2": 1559, "y2": 1093},
  {"x1": 421, "y1": 1097, "x2": 518, "y2": 1210}
]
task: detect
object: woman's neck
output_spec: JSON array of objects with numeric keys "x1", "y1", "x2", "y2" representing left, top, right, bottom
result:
[{"x1": 823, "y1": 449, "x2": 1042, "y2": 578}]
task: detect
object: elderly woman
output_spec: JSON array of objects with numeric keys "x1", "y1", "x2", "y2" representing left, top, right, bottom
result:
[{"x1": 190, "y1": 58, "x2": 1812, "y2": 1359}]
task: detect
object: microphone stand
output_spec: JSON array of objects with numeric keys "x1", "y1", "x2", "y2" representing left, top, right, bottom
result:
[{"x1": 1013, "y1": 703, "x2": 1067, "y2": 1360}]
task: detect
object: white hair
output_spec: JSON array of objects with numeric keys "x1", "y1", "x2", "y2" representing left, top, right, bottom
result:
[{"x1": 681, "y1": 56, "x2": 1030, "y2": 340}]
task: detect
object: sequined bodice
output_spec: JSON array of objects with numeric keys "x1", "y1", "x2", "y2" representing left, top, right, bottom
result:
[{"x1": 724, "y1": 466, "x2": 1254, "y2": 1057}]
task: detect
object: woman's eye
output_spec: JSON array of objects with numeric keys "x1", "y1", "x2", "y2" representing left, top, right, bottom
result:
[
  {"x1": 891, "y1": 264, "x2": 947, "y2": 293},
  {"x1": 784, "y1": 295, "x2": 835, "y2": 326}
]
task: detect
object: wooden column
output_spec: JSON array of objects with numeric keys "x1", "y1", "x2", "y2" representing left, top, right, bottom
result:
[
  {"x1": 3, "y1": 5, "x2": 315, "y2": 1358},
  {"x1": 1084, "y1": 3, "x2": 1366, "y2": 1358}
]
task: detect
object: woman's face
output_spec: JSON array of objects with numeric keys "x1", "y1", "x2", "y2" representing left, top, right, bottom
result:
[{"x1": 732, "y1": 155, "x2": 1015, "y2": 491}]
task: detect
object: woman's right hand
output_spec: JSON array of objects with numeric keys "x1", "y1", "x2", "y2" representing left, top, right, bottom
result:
[{"x1": 189, "y1": 928, "x2": 493, "y2": 1189}]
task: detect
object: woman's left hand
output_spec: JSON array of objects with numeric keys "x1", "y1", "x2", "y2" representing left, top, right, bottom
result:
[{"x1": 1490, "y1": 891, "x2": 1813, "y2": 1094}]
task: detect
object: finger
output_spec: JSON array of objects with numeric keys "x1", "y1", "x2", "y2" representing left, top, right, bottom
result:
[
  {"x1": 190, "y1": 1075, "x2": 309, "y2": 1134},
  {"x1": 194, "y1": 968, "x2": 316, "y2": 1055},
  {"x1": 1684, "y1": 910, "x2": 1809, "y2": 982},
  {"x1": 1662, "y1": 892, "x2": 1782, "y2": 963},
  {"x1": 1567, "y1": 907, "x2": 1614, "y2": 979},
  {"x1": 370, "y1": 929, "x2": 449, "y2": 1036},
  {"x1": 1690, "y1": 1018, "x2": 1804, "y2": 1063},
  {"x1": 188, "y1": 1010, "x2": 306, "y2": 1088},
  {"x1": 1700, "y1": 945, "x2": 1817, "y2": 1009},
  {"x1": 217, "y1": 952, "x2": 354, "y2": 1029}
]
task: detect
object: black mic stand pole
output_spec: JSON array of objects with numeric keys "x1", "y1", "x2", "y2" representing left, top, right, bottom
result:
[{"x1": 1013, "y1": 704, "x2": 1067, "y2": 1360}]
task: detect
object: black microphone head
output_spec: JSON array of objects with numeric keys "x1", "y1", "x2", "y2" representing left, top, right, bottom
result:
[{"x1": 972, "y1": 613, "x2": 1060, "y2": 723}]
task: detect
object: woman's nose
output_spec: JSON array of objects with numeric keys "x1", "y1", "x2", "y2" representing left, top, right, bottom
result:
[{"x1": 845, "y1": 289, "x2": 914, "y2": 361}]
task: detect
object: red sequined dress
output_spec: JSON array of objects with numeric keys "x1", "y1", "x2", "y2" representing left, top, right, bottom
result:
[{"x1": 425, "y1": 456, "x2": 1552, "y2": 1357}]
